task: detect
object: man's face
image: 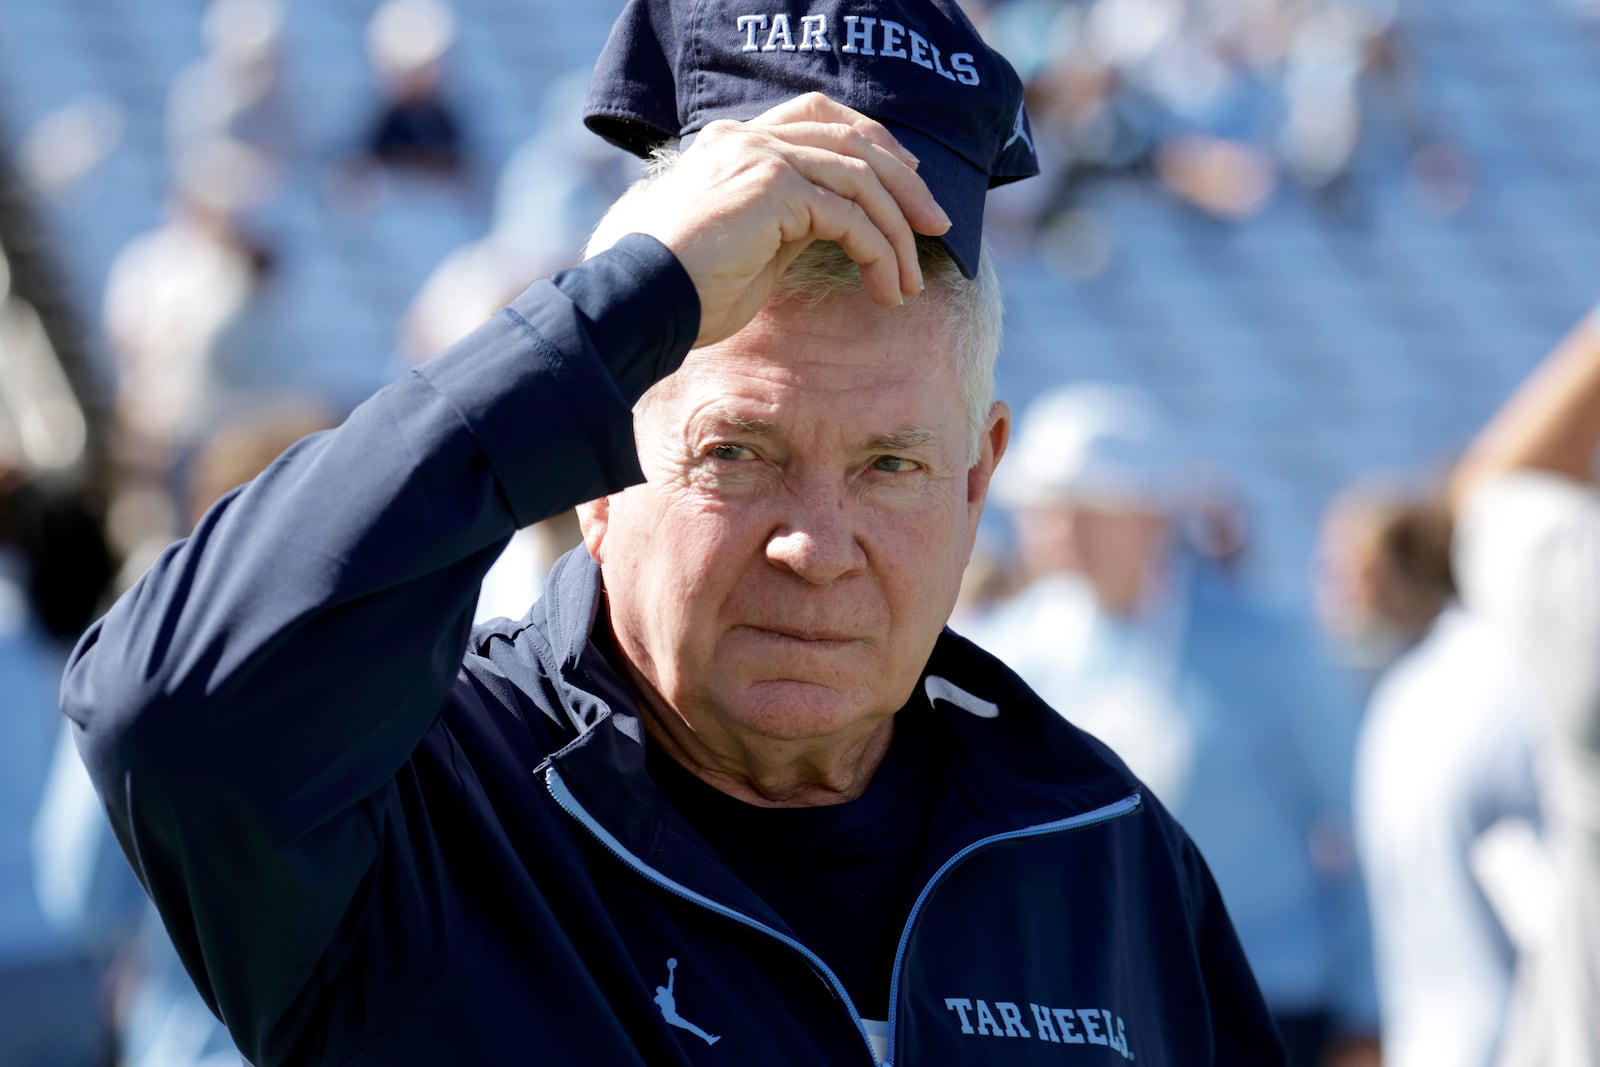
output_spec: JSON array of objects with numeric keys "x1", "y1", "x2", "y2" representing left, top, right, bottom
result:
[{"x1": 582, "y1": 288, "x2": 1008, "y2": 747}]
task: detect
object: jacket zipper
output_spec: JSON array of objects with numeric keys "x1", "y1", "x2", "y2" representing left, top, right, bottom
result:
[
  {"x1": 883, "y1": 792, "x2": 1144, "y2": 1066},
  {"x1": 544, "y1": 766, "x2": 881, "y2": 1065}
]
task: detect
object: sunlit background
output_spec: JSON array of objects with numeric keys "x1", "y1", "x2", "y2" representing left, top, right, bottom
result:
[
  {"x1": 0, "y1": 2, "x2": 1596, "y2": 1063},
  {"x1": 3, "y1": 0, "x2": 1599, "y2": 604}
]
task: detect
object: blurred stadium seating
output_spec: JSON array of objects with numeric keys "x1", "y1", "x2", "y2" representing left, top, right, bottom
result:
[{"x1": 2, "y1": 0, "x2": 1598, "y2": 602}]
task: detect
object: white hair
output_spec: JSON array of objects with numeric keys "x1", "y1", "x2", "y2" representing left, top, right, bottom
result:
[{"x1": 589, "y1": 147, "x2": 1005, "y2": 463}]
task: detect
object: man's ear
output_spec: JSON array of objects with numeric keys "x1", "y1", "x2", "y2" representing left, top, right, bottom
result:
[
  {"x1": 968, "y1": 400, "x2": 1012, "y2": 508},
  {"x1": 576, "y1": 496, "x2": 610, "y2": 563}
]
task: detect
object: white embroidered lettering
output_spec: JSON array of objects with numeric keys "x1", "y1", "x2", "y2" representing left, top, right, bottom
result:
[
  {"x1": 879, "y1": 18, "x2": 907, "y2": 58},
  {"x1": 909, "y1": 29, "x2": 934, "y2": 69},
  {"x1": 1030, "y1": 1003, "x2": 1060, "y2": 1043},
  {"x1": 950, "y1": 51, "x2": 980, "y2": 85},
  {"x1": 1080, "y1": 1008, "x2": 1107, "y2": 1045},
  {"x1": 762, "y1": 12, "x2": 795, "y2": 51},
  {"x1": 1054, "y1": 1008, "x2": 1085, "y2": 1044},
  {"x1": 973, "y1": 999, "x2": 1003, "y2": 1037},
  {"x1": 930, "y1": 41, "x2": 955, "y2": 80},
  {"x1": 841, "y1": 15, "x2": 876, "y2": 54},
  {"x1": 735, "y1": 13, "x2": 768, "y2": 52},
  {"x1": 797, "y1": 13, "x2": 828, "y2": 50}
]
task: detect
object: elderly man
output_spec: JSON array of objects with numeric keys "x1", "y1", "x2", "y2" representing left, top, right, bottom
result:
[{"x1": 61, "y1": 2, "x2": 1281, "y2": 1064}]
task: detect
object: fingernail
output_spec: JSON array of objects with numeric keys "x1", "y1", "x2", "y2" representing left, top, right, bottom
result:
[{"x1": 934, "y1": 202, "x2": 952, "y2": 229}]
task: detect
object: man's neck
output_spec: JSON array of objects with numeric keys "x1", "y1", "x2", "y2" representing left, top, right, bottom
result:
[{"x1": 638, "y1": 705, "x2": 895, "y2": 808}]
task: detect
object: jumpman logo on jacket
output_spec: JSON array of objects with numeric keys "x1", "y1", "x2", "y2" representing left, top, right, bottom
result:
[{"x1": 655, "y1": 958, "x2": 721, "y2": 1046}]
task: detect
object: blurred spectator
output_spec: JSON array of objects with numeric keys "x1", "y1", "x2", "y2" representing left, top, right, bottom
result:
[
  {"x1": 325, "y1": 0, "x2": 488, "y2": 378},
  {"x1": 1, "y1": 474, "x2": 116, "y2": 644},
  {"x1": 399, "y1": 69, "x2": 640, "y2": 363},
  {"x1": 973, "y1": 0, "x2": 1428, "y2": 232},
  {"x1": 1342, "y1": 489, "x2": 1545, "y2": 1067},
  {"x1": 183, "y1": 398, "x2": 336, "y2": 528},
  {"x1": 103, "y1": 140, "x2": 279, "y2": 474},
  {"x1": 1314, "y1": 481, "x2": 1456, "y2": 692},
  {"x1": 361, "y1": 0, "x2": 467, "y2": 177},
  {"x1": 0, "y1": 467, "x2": 118, "y2": 1066},
  {"x1": 965, "y1": 384, "x2": 1379, "y2": 1067},
  {"x1": 1451, "y1": 305, "x2": 1600, "y2": 1067},
  {"x1": 167, "y1": 0, "x2": 295, "y2": 171}
]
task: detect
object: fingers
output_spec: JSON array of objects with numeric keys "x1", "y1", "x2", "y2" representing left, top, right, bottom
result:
[
  {"x1": 603, "y1": 93, "x2": 962, "y2": 344},
  {"x1": 781, "y1": 183, "x2": 903, "y2": 307},
  {"x1": 776, "y1": 144, "x2": 925, "y2": 303},
  {"x1": 702, "y1": 101, "x2": 952, "y2": 307},
  {"x1": 750, "y1": 92, "x2": 921, "y2": 171},
  {"x1": 770, "y1": 122, "x2": 951, "y2": 234}
]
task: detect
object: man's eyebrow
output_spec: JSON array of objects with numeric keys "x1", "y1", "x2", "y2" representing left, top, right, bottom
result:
[
  {"x1": 865, "y1": 426, "x2": 937, "y2": 452},
  {"x1": 696, "y1": 413, "x2": 937, "y2": 451},
  {"x1": 702, "y1": 412, "x2": 779, "y2": 437}
]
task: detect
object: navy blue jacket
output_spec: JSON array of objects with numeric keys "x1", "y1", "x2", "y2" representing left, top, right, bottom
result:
[{"x1": 62, "y1": 236, "x2": 1284, "y2": 1066}]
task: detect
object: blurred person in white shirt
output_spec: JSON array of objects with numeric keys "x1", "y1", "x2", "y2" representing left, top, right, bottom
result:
[
  {"x1": 1451, "y1": 304, "x2": 1600, "y2": 1067},
  {"x1": 1330, "y1": 488, "x2": 1547, "y2": 1067}
]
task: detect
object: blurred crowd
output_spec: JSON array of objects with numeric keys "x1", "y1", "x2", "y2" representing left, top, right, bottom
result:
[
  {"x1": 947, "y1": 297, "x2": 1600, "y2": 1067},
  {"x1": 1, "y1": 0, "x2": 1597, "y2": 1065},
  {"x1": 967, "y1": 0, "x2": 1470, "y2": 260}
]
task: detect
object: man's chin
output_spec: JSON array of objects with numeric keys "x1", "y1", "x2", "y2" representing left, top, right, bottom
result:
[{"x1": 725, "y1": 678, "x2": 888, "y2": 741}]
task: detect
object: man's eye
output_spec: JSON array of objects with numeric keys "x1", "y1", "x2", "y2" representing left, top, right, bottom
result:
[
  {"x1": 710, "y1": 443, "x2": 756, "y2": 461},
  {"x1": 871, "y1": 455, "x2": 918, "y2": 473}
]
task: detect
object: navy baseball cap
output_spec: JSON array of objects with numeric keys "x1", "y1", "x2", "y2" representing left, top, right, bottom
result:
[{"x1": 583, "y1": 1, "x2": 1039, "y2": 278}]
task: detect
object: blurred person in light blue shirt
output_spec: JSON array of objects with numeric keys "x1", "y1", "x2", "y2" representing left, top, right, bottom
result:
[
  {"x1": 964, "y1": 384, "x2": 1380, "y2": 1067},
  {"x1": 35, "y1": 694, "x2": 242, "y2": 1067}
]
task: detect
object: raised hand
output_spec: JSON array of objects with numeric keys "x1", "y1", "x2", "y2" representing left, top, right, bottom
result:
[{"x1": 586, "y1": 93, "x2": 952, "y2": 348}]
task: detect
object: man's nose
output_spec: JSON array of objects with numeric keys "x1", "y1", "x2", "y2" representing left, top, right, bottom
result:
[{"x1": 765, "y1": 489, "x2": 868, "y2": 585}]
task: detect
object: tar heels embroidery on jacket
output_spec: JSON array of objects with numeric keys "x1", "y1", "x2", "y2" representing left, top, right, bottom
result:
[
  {"x1": 656, "y1": 958, "x2": 721, "y2": 1046},
  {"x1": 945, "y1": 997, "x2": 1135, "y2": 1060}
]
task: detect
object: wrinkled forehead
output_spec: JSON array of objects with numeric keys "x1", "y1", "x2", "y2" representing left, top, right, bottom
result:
[{"x1": 678, "y1": 293, "x2": 957, "y2": 408}]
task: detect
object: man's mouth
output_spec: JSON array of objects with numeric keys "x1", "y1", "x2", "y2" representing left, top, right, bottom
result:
[{"x1": 742, "y1": 624, "x2": 860, "y2": 644}]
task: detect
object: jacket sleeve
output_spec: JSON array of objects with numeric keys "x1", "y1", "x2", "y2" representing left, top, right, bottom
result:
[{"x1": 59, "y1": 235, "x2": 698, "y2": 1064}]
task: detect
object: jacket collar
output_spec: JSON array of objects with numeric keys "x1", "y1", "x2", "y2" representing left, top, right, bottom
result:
[{"x1": 535, "y1": 548, "x2": 1141, "y2": 907}]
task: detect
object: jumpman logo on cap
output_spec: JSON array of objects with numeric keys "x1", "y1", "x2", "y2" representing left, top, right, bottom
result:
[
  {"x1": 654, "y1": 958, "x2": 721, "y2": 1046},
  {"x1": 1003, "y1": 104, "x2": 1034, "y2": 156}
]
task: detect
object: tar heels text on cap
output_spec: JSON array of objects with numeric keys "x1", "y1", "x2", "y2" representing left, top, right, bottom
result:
[{"x1": 734, "y1": 13, "x2": 982, "y2": 85}]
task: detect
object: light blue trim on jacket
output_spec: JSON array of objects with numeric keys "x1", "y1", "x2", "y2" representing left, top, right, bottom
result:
[{"x1": 885, "y1": 793, "x2": 1143, "y2": 1064}]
